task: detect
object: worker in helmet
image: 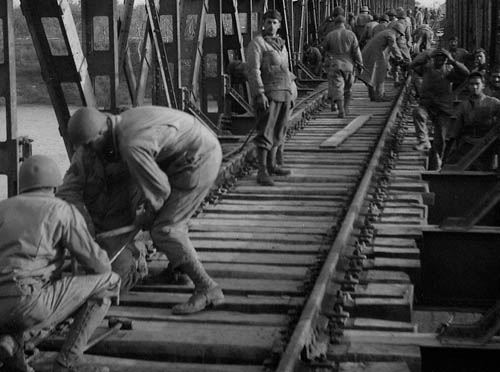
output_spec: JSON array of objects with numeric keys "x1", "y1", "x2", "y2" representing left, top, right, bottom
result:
[
  {"x1": 66, "y1": 106, "x2": 224, "y2": 315},
  {"x1": 56, "y1": 141, "x2": 150, "y2": 294},
  {"x1": 0, "y1": 155, "x2": 119, "y2": 372},
  {"x1": 391, "y1": 7, "x2": 413, "y2": 86},
  {"x1": 321, "y1": 15, "x2": 363, "y2": 118},
  {"x1": 359, "y1": 22, "x2": 404, "y2": 101}
]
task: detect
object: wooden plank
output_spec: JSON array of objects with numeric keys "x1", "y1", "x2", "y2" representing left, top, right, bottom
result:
[
  {"x1": 197, "y1": 251, "x2": 319, "y2": 266},
  {"x1": 107, "y1": 307, "x2": 289, "y2": 326},
  {"x1": 189, "y1": 231, "x2": 327, "y2": 243},
  {"x1": 118, "y1": 291, "x2": 303, "y2": 313},
  {"x1": 186, "y1": 240, "x2": 325, "y2": 254},
  {"x1": 339, "y1": 362, "x2": 411, "y2": 372},
  {"x1": 329, "y1": 343, "x2": 420, "y2": 362},
  {"x1": 41, "y1": 320, "x2": 281, "y2": 364},
  {"x1": 148, "y1": 261, "x2": 310, "y2": 280},
  {"x1": 32, "y1": 352, "x2": 264, "y2": 372},
  {"x1": 319, "y1": 115, "x2": 373, "y2": 148},
  {"x1": 135, "y1": 277, "x2": 305, "y2": 296},
  {"x1": 346, "y1": 318, "x2": 417, "y2": 332},
  {"x1": 202, "y1": 204, "x2": 340, "y2": 216}
]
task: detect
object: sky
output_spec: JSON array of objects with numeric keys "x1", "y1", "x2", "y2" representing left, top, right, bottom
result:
[{"x1": 417, "y1": 0, "x2": 446, "y2": 7}]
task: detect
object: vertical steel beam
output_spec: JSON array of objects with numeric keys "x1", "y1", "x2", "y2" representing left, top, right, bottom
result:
[
  {"x1": 20, "y1": 0, "x2": 96, "y2": 157},
  {"x1": 0, "y1": 0, "x2": 18, "y2": 196},
  {"x1": 119, "y1": 0, "x2": 138, "y2": 102},
  {"x1": 82, "y1": 0, "x2": 119, "y2": 111}
]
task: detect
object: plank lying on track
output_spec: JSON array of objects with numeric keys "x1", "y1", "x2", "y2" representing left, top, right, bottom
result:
[
  {"x1": 197, "y1": 251, "x2": 320, "y2": 266},
  {"x1": 202, "y1": 204, "x2": 341, "y2": 216},
  {"x1": 320, "y1": 115, "x2": 372, "y2": 148},
  {"x1": 189, "y1": 223, "x2": 329, "y2": 234},
  {"x1": 120, "y1": 291, "x2": 303, "y2": 313},
  {"x1": 32, "y1": 353, "x2": 264, "y2": 372},
  {"x1": 334, "y1": 270, "x2": 411, "y2": 285},
  {"x1": 106, "y1": 307, "x2": 290, "y2": 326},
  {"x1": 345, "y1": 318, "x2": 417, "y2": 332},
  {"x1": 190, "y1": 231, "x2": 328, "y2": 242},
  {"x1": 186, "y1": 240, "x2": 327, "y2": 253},
  {"x1": 329, "y1": 342, "x2": 420, "y2": 363},
  {"x1": 339, "y1": 362, "x2": 412, "y2": 372},
  {"x1": 196, "y1": 213, "x2": 337, "y2": 222},
  {"x1": 42, "y1": 321, "x2": 282, "y2": 364}
]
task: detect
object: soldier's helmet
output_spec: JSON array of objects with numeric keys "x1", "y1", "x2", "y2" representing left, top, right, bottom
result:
[
  {"x1": 67, "y1": 107, "x2": 108, "y2": 147},
  {"x1": 19, "y1": 155, "x2": 62, "y2": 193}
]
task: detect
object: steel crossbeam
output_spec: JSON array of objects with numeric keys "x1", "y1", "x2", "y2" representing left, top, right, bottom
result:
[
  {"x1": 20, "y1": 0, "x2": 96, "y2": 157},
  {"x1": 82, "y1": 0, "x2": 119, "y2": 112},
  {"x1": 0, "y1": 0, "x2": 18, "y2": 197},
  {"x1": 422, "y1": 171, "x2": 500, "y2": 226}
]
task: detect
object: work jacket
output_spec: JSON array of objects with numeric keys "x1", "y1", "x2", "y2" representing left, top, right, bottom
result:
[
  {"x1": 246, "y1": 34, "x2": 294, "y2": 102},
  {"x1": 322, "y1": 27, "x2": 362, "y2": 72},
  {"x1": 57, "y1": 148, "x2": 139, "y2": 235},
  {"x1": 115, "y1": 106, "x2": 221, "y2": 212},
  {"x1": 0, "y1": 191, "x2": 110, "y2": 296},
  {"x1": 454, "y1": 94, "x2": 500, "y2": 140}
]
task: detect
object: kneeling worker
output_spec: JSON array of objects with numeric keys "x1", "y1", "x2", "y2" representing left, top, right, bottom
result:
[
  {"x1": 67, "y1": 106, "x2": 224, "y2": 315},
  {"x1": 0, "y1": 155, "x2": 119, "y2": 372}
]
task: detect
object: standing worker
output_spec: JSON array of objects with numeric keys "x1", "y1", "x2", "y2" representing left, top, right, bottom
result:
[
  {"x1": 0, "y1": 155, "x2": 119, "y2": 372},
  {"x1": 411, "y1": 48, "x2": 469, "y2": 169},
  {"x1": 66, "y1": 106, "x2": 224, "y2": 315},
  {"x1": 355, "y1": 5, "x2": 372, "y2": 40},
  {"x1": 246, "y1": 9, "x2": 295, "y2": 186},
  {"x1": 322, "y1": 16, "x2": 363, "y2": 118}
]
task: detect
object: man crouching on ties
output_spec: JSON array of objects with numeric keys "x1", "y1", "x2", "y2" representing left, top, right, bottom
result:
[{"x1": 0, "y1": 155, "x2": 120, "y2": 372}]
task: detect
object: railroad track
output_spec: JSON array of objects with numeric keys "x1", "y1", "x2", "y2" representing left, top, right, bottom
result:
[{"x1": 30, "y1": 80, "x2": 421, "y2": 372}]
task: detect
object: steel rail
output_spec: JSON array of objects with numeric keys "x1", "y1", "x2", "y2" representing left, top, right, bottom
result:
[{"x1": 276, "y1": 77, "x2": 411, "y2": 372}]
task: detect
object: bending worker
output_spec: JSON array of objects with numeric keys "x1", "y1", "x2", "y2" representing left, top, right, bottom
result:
[
  {"x1": 246, "y1": 9, "x2": 295, "y2": 186},
  {"x1": 322, "y1": 15, "x2": 363, "y2": 118},
  {"x1": 67, "y1": 106, "x2": 224, "y2": 315},
  {"x1": 56, "y1": 145, "x2": 149, "y2": 294},
  {"x1": 0, "y1": 155, "x2": 119, "y2": 372}
]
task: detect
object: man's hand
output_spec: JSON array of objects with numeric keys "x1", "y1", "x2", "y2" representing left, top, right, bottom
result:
[
  {"x1": 134, "y1": 202, "x2": 157, "y2": 230},
  {"x1": 255, "y1": 94, "x2": 269, "y2": 112}
]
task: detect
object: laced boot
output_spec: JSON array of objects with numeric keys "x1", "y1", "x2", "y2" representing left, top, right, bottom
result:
[
  {"x1": 171, "y1": 260, "x2": 224, "y2": 315},
  {"x1": 330, "y1": 101, "x2": 337, "y2": 112},
  {"x1": 0, "y1": 334, "x2": 33, "y2": 372},
  {"x1": 267, "y1": 147, "x2": 291, "y2": 176},
  {"x1": 256, "y1": 148, "x2": 274, "y2": 186},
  {"x1": 368, "y1": 86, "x2": 376, "y2": 101},
  {"x1": 53, "y1": 298, "x2": 111, "y2": 372},
  {"x1": 337, "y1": 99, "x2": 345, "y2": 118}
]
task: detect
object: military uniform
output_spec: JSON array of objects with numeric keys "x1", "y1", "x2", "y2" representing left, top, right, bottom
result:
[
  {"x1": 360, "y1": 28, "x2": 403, "y2": 100},
  {"x1": 449, "y1": 94, "x2": 500, "y2": 169},
  {"x1": 322, "y1": 25, "x2": 362, "y2": 115},
  {"x1": 355, "y1": 12, "x2": 372, "y2": 40},
  {"x1": 411, "y1": 50, "x2": 469, "y2": 165},
  {"x1": 0, "y1": 190, "x2": 119, "y2": 370},
  {"x1": 113, "y1": 106, "x2": 222, "y2": 303},
  {"x1": 57, "y1": 148, "x2": 148, "y2": 293},
  {"x1": 247, "y1": 33, "x2": 294, "y2": 151}
]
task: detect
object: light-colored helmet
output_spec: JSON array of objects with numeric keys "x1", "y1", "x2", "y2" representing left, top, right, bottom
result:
[
  {"x1": 19, "y1": 155, "x2": 62, "y2": 193},
  {"x1": 396, "y1": 7, "x2": 406, "y2": 18},
  {"x1": 67, "y1": 107, "x2": 108, "y2": 147}
]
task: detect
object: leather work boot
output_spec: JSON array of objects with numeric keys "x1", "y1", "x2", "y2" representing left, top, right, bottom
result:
[
  {"x1": 413, "y1": 141, "x2": 431, "y2": 151},
  {"x1": 375, "y1": 94, "x2": 391, "y2": 102},
  {"x1": 337, "y1": 99, "x2": 345, "y2": 118},
  {"x1": 256, "y1": 148, "x2": 274, "y2": 186},
  {"x1": 330, "y1": 101, "x2": 338, "y2": 112},
  {"x1": 368, "y1": 86, "x2": 376, "y2": 101},
  {"x1": 158, "y1": 264, "x2": 191, "y2": 285},
  {"x1": 171, "y1": 285, "x2": 224, "y2": 315},
  {"x1": 0, "y1": 334, "x2": 33, "y2": 372},
  {"x1": 267, "y1": 147, "x2": 291, "y2": 176}
]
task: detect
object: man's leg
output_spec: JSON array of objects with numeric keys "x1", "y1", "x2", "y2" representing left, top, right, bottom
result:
[
  {"x1": 413, "y1": 106, "x2": 431, "y2": 150},
  {"x1": 254, "y1": 101, "x2": 280, "y2": 186},
  {"x1": 150, "y1": 150, "x2": 224, "y2": 315},
  {"x1": 268, "y1": 101, "x2": 292, "y2": 176}
]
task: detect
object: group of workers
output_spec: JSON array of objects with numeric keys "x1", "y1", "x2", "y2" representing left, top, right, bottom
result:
[
  {"x1": 1, "y1": 4, "x2": 498, "y2": 372},
  {"x1": 0, "y1": 9, "x2": 296, "y2": 372}
]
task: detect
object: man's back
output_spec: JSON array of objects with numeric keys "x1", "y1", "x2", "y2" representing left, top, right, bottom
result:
[{"x1": 323, "y1": 28, "x2": 360, "y2": 70}]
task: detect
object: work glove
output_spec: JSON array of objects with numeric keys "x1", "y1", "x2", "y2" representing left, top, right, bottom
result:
[{"x1": 255, "y1": 94, "x2": 269, "y2": 112}]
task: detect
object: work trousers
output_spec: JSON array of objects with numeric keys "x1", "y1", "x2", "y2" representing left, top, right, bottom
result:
[
  {"x1": 328, "y1": 69, "x2": 354, "y2": 101},
  {"x1": 150, "y1": 146, "x2": 222, "y2": 271},
  {"x1": 254, "y1": 99, "x2": 291, "y2": 151},
  {"x1": 0, "y1": 272, "x2": 118, "y2": 336},
  {"x1": 369, "y1": 58, "x2": 389, "y2": 98},
  {"x1": 413, "y1": 105, "x2": 450, "y2": 163}
]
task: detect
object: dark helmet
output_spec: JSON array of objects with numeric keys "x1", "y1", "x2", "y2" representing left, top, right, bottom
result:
[
  {"x1": 67, "y1": 107, "x2": 108, "y2": 147},
  {"x1": 391, "y1": 21, "x2": 405, "y2": 36},
  {"x1": 19, "y1": 155, "x2": 62, "y2": 193}
]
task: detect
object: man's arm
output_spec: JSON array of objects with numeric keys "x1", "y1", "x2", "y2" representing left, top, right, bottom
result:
[
  {"x1": 246, "y1": 38, "x2": 265, "y2": 99},
  {"x1": 60, "y1": 203, "x2": 111, "y2": 274},
  {"x1": 386, "y1": 33, "x2": 403, "y2": 61},
  {"x1": 56, "y1": 148, "x2": 96, "y2": 236}
]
